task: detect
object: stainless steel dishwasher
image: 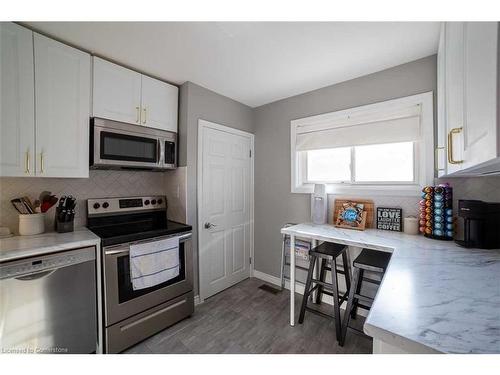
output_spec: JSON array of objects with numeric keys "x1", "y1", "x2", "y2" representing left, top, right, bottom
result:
[{"x1": 0, "y1": 247, "x2": 97, "y2": 354}]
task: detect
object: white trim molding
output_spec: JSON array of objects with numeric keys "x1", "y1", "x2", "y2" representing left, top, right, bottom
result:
[{"x1": 290, "y1": 92, "x2": 435, "y2": 196}]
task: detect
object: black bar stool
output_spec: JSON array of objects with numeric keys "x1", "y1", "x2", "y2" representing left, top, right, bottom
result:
[
  {"x1": 298, "y1": 242, "x2": 351, "y2": 343},
  {"x1": 340, "y1": 248, "x2": 391, "y2": 346}
]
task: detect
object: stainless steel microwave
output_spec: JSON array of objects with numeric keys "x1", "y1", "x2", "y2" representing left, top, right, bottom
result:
[{"x1": 90, "y1": 118, "x2": 177, "y2": 170}]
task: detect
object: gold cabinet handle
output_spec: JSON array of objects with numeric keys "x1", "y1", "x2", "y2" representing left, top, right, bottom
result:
[
  {"x1": 40, "y1": 152, "x2": 44, "y2": 173},
  {"x1": 136, "y1": 106, "x2": 140, "y2": 123},
  {"x1": 25, "y1": 150, "x2": 30, "y2": 174},
  {"x1": 142, "y1": 107, "x2": 147, "y2": 124},
  {"x1": 447, "y1": 127, "x2": 464, "y2": 164}
]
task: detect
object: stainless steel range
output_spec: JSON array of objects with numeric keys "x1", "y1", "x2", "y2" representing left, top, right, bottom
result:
[{"x1": 86, "y1": 195, "x2": 193, "y2": 353}]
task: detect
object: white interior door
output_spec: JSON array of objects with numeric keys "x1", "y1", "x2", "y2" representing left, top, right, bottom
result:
[{"x1": 198, "y1": 120, "x2": 253, "y2": 300}]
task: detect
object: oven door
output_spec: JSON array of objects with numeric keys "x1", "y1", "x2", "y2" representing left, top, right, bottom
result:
[
  {"x1": 103, "y1": 233, "x2": 192, "y2": 326},
  {"x1": 92, "y1": 123, "x2": 161, "y2": 169}
]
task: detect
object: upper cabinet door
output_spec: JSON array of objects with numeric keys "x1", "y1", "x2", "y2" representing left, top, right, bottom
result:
[
  {"x1": 436, "y1": 23, "x2": 447, "y2": 177},
  {"x1": 0, "y1": 23, "x2": 35, "y2": 177},
  {"x1": 93, "y1": 57, "x2": 142, "y2": 124},
  {"x1": 444, "y1": 22, "x2": 465, "y2": 174},
  {"x1": 462, "y1": 22, "x2": 498, "y2": 169},
  {"x1": 141, "y1": 75, "x2": 178, "y2": 132},
  {"x1": 34, "y1": 33, "x2": 91, "y2": 178}
]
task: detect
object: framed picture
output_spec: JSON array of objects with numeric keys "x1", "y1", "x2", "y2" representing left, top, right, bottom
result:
[
  {"x1": 376, "y1": 207, "x2": 402, "y2": 232},
  {"x1": 335, "y1": 201, "x2": 367, "y2": 231}
]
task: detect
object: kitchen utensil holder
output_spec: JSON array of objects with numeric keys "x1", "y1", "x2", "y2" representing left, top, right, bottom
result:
[
  {"x1": 54, "y1": 208, "x2": 74, "y2": 233},
  {"x1": 19, "y1": 213, "x2": 45, "y2": 236}
]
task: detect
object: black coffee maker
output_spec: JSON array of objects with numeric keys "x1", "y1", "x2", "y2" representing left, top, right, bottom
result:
[{"x1": 455, "y1": 200, "x2": 500, "y2": 249}]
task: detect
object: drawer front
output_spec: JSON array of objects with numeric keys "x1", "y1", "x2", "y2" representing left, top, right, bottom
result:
[{"x1": 106, "y1": 291, "x2": 194, "y2": 353}]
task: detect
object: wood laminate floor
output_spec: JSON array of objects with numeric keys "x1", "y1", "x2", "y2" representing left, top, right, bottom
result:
[{"x1": 124, "y1": 277, "x2": 372, "y2": 354}]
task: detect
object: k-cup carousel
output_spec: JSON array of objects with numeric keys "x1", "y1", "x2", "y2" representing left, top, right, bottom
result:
[{"x1": 419, "y1": 183, "x2": 453, "y2": 240}]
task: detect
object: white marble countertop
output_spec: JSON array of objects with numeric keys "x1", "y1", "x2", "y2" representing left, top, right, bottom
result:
[
  {"x1": 281, "y1": 223, "x2": 500, "y2": 354},
  {"x1": 0, "y1": 228, "x2": 100, "y2": 263}
]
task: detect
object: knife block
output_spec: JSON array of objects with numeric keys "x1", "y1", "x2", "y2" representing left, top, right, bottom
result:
[{"x1": 54, "y1": 207, "x2": 74, "y2": 233}]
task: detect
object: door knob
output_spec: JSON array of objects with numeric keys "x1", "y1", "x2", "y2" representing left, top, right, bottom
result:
[{"x1": 204, "y1": 222, "x2": 217, "y2": 229}]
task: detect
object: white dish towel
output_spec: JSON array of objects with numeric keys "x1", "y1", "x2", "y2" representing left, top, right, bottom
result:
[{"x1": 129, "y1": 236, "x2": 180, "y2": 290}]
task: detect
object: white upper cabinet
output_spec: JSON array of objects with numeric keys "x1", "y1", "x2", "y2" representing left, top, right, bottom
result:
[
  {"x1": 444, "y1": 22, "x2": 466, "y2": 174},
  {"x1": 141, "y1": 75, "x2": 178, "y2": 132},
  {"x1": 92, "y1": 58, "x2": 178, "y2": 132},
  {"x1": 34, "y1": 33, "x2": 91, "y2": 178},
  {"x1": 462, "y1": 22, "x2": 498, "y2": 169},
  {"x1": 436, "y1": 23, "x2": 447, "y2": 177},
  {"x1": 92, "y1": 57, "x2": 142, "y2": 125},
  {"x1": 437, "y1": 22, "x2": 499, "y2": 176},
  {"x1": 0, "y1": 23, "x2": 35, "y2": 177}
]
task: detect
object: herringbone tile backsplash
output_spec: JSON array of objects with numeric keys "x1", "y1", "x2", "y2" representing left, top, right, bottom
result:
[
  {"x1": 325, "y1": 176, "x2": 500, "y2": 224},
  {"x1": 2, "y1": 168, "x2": 500, "y2": 235},
  {"x1": 0, "y1": 169, "x2": 187, "y2": 234}
]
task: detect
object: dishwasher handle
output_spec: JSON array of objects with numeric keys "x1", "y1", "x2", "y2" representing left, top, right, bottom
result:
[{"x1": 15, "y1": 269, "x2": 56, "y2": 281}]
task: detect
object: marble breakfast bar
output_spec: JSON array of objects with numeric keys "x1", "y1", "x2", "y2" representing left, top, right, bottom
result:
[{"x1": 281, "y1": 223, "x2": 500, "y2": 354}]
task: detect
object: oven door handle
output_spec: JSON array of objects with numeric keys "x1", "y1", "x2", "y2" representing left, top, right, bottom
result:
[
  {"x1": 105, "y1": 248, "x2": 130, "y2": 256},
  {"x1": 104, "y1": 232, "x2": 191, "y2": 256}
]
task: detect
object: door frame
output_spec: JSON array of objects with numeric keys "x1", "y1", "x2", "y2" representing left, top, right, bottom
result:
[{"x1": 197, "y1": 119, "x2": 255, "y2": 302}]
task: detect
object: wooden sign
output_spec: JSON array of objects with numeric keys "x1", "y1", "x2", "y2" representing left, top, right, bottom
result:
[
  {"x1": 376, "y1": 207, "x2": 402, "y2": 232},
  {"x1": 335, "y1": 201, "x2": 367, "y2": 231},
  {"x1": 333, "y1": 198, "x2": 374, "y2": 228}
]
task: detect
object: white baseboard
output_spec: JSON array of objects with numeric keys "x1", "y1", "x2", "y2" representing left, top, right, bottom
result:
[
  {"x1": 252, "y1": 270, "x2": 281, "y2": 285},
  {"x1": 194, "y1": 295, "x2": 202, "y2": 306},
  {"x1": 252, "y1": 269, "x2": 368, "y2": 318}
]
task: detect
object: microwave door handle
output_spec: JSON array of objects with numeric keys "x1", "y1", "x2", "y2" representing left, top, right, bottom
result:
[{"x1": 157, "y1": 139, "x2": 161, "y2": 164}]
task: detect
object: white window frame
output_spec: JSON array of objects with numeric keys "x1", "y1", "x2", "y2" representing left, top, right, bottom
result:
[{"x1": 291, "y1": 92, "x2": 434, "y2": 197}]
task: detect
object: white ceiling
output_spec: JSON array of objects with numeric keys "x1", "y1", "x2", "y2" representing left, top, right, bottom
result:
[{"x1": 25, "y1": 22, "x2": 441, "y2": 107}]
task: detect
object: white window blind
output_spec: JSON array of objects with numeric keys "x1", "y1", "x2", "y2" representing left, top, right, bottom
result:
[{"x1": 295, "y1": 105, "x2": 422, "y2": 151}]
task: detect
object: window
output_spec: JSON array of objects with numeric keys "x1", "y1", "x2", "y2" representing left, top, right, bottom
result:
[
  {"x1": 355, "y1": 142, "x2": 414, "y2": 182},
  {"x1": 306, "y1": 147, "x2": 351, "y2": 182},
  {"x1": 291, "y1": 92, "x2": 434, "y2": 195},
  {"x1": 305, "y1": 142, "x2": 414, "y2": 184}
]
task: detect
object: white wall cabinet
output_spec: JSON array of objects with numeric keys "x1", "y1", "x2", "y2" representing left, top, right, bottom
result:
[
  {"x1": 0, "y1": 23, "x2": 35, "y2": 177},
  {"x1": 0, "y1": 24, "x2": 91, "y2": 178},
  {"x1": 141, "y1": 75, "x2": 178, "y2": 132},
  {"x1": 436, "y1": 23, "x2": 447, "y2": 177},
  {"x1": 92, "y1": 58, "x2": 178, "y2": 132},
  {"x1": 34, "y1": 33, "x2": 91, "y2": 178},
  {"x1": 462, "y1": 23, "x2": 498, "y2": 170},
  {"x1": 437, "y1": 22, "x2": 499, "y2": 176},
  {"x1": 92, "y1": 57, "x2": 142, "y2": 125}
]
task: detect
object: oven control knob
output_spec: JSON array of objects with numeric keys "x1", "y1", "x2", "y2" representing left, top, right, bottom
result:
[
  {"x1": 102, "y1": 202, "x2": 109, "y2": 209},
  {"x1": 93, "y1": 203, "x2": 100, "y2": 210},
  {"x1": 151, "y1": 199, "x2": 157, "y2": 205},
  {"x1": 158, "y1": 199, "x2": 163, "y2": 205},
  {"x1": 144, "y1": 200, "x2": 150, "y2": 205}
]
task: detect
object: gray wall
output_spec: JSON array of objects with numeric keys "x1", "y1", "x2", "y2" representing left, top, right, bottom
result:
[
  {"x1": 178, "y1": 82, "x2": 254, "y2": 294},
  {"x1": 252, "y1": 55, "x2": 438, "y2": 277}
]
